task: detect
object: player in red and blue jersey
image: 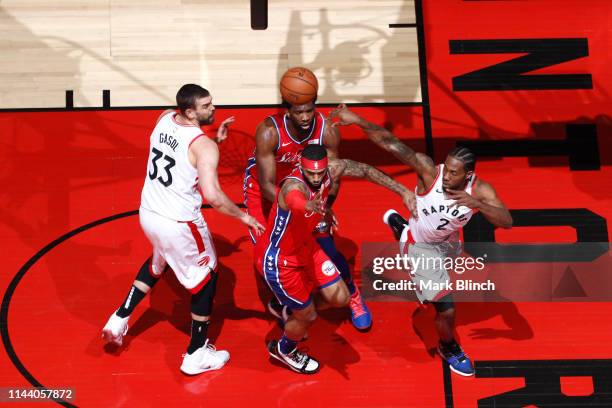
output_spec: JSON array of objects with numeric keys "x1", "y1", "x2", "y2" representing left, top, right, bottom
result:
[
  {"x1": 244, "y1": 98, "x2": 373, "y2": 329},
  {"x1": 255, "y1": 144, "x2": 415, "y2": 374}
]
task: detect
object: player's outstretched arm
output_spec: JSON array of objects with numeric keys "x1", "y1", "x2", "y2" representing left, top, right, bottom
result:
[
  {"x1": 328, "y1": 158, "x2": 417, "y2": 217},
  {"x1": 328, "y1": 104, "x2": 437, "y2": 186},
  {"x1": 278, "y1": 180, "x2": 325, "y2": 216},
  {"x1": 322, "y1": 120, "x2": 340, "y2": 160},
  {"x1": 192, "y1": 137, "x2": 265, "y2": 235},
  {"x1": 255, "y1": 119, "x2": 280, "y2": 203},
  {"x1": 448, "y1": 180, "x2": 512, "y2": 229},
  {"x1": 214, "y1": 116, "x2": 235, "y2": 144}
]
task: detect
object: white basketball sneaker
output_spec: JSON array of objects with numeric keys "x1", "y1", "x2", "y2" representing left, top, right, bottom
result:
[
  {"x1": 101, "y1": 311, "x2": 129, "y2": 346},
  {"x1": 180, "y1": 340, "x2": 230, "y2": 375}
]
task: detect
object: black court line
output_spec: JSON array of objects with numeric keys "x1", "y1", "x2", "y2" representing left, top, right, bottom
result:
[
  {"x1": 0, "y1": 101, "x2": 423, "y2": 113},
  {"x1": 65, "y1": 90, "x2": 74, "y2": 109},
  {"x1": 442, "y1": 360, "x2": 454, "y2": 408},
  {"x1": 415, "y1": 1, "x2": 446, "y2": 403},
  {"x1": 1, "y1": 204, "x2": 242, "y2": 407},
  {"x1": 414, "y1": 0, "x2": 435, "y2": 159},
  {"x1": 102, "y1": 90, "x2": 110, "y2": 109},
  {"x1": 250, "y1": 0, "x2": 268, "y2": 30},
  {"x1": 389, "y1": 23, "x2": 417, "y2": 28}
]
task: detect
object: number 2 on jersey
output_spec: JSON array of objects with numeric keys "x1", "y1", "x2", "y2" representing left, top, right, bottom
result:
[
  {"x1": 436, "y1": 218, "x2": 450, "y2": 230},
  {"x1": 148, "y1": 147, "x2": 176, "y2": 187}
]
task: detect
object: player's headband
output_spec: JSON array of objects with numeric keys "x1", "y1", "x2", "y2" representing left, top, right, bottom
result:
[{"x1": 301, "y1": 156, "x2": 328, "y2": 171}]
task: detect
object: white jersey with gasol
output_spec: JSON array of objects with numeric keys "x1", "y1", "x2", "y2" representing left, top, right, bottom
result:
[
  {"x1": 408, "y1": 164, "x2": 476, "y2": 243},
  {"x1": 140, "y1": 111, "x2": 205, "y2": 221}
]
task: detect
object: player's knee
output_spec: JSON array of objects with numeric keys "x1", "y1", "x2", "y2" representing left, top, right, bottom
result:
[
  {"x1": 336, "y1": 289, "x2": 350, "y2": 307},
  {"x1": 135, "y1": 258, "x2": 161, "y2": 290},
  {"x1": 190, "y1": 271, "x2": 218, "y2": 318},
  {"x1": 327, "y1": 282, "x2": 350, "y2": 308},
  {"x1": 294, "y1": 304, "x2": 317, "y2": 323},
  {"x1": 432, "y1": 294, "x2": 455, "y2": 314},
  {"x1": 304, "y1": 308, "x2": 318, "y2": 323}
]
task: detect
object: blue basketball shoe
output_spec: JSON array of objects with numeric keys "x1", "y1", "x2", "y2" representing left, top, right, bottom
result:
[
  {"x1": 349, "y1": 287, "x2": 372, "y2": 330},
  {"x1": 438, "y1": 341, "x2": 475, "y2": 376}
]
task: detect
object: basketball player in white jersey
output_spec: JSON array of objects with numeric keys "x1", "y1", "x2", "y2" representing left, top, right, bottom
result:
[
  {"x1": 102, "y1": 84, "x2": 264, "y2": 375},
  {"x1": 329, "y1": 104, "x2": 512, "y2": 376}
]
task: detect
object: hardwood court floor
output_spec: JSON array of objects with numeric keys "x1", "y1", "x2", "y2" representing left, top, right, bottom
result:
[{"x1": 1, "y1": 108, "x2": 611, "y2": 407}]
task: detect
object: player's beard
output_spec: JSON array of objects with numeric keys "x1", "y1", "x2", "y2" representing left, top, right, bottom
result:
[
  {"x1": 304, "y1": 172, "x2": 326, "y2": 191},
  {"x1": 198, "y1": 113, "x2": 214, "y2": 126}
]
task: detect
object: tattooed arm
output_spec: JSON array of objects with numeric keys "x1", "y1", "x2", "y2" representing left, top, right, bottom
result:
[
  {"x1": 328, "y1": 158, "x2": 417, "y2": 217},
  {"x1": 322, "y1": 118, "x2": 340, "y2": 160},
  {"x1": 278, "y1": 180, "x2": 325, "y2": 215},
  {"x1": 329, "y1": 104, "x2": 437, "y2": 191}
]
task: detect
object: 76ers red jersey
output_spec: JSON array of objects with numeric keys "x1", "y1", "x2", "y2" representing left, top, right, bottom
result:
[
  {"x1": 244, "y1": 112, "x2": 326, "y2": 188},
  {"x1": 256, "y1": 167, "x2": 332, "y2": 261}
]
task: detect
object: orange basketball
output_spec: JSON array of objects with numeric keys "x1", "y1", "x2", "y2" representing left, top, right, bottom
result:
[{"x1": 280, "y1": 67, "x2": 318, "y2": 105}]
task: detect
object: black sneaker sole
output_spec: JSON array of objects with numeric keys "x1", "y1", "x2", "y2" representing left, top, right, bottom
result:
[{"x1": 353, "y1": 321, "x2": 373, "y2": 333}]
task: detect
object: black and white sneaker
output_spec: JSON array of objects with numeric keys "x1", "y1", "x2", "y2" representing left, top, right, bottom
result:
[
  {"x1": 383, "y1": 209, "x2": 409, "y2": 241},
  {"x1": 267, "y1": 340, "x2": 320, "y2": 374},
  {"x1": 383, "y1": 209, "x2": 411, "y2": 254}
]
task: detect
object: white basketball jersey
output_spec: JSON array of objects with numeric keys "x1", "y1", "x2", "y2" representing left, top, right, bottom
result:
[
  {"x1": 140, "y1": 111, "x2": 205, "y2": 221},
  {"x1": 408, "y1": 164, "x2": 476, "y2": 243}
]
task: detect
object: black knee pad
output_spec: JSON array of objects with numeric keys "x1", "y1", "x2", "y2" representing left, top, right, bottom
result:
[
  {"x1": 191, "y1": 271, "x2": 218, "y2": 317},
  {"x1": 135, "y1": 258, "x2": 161, "y2": 288},
  {"x1": 432, "y1": 294, "x2": 454, "y2": 313}
]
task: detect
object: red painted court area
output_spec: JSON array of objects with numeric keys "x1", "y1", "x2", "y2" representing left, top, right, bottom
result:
[{"x1": 1, "y1": 108, "x2": 611, "y2": 407}]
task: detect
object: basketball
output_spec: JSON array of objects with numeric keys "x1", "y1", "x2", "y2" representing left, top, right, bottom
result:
[{"x1": 280, "y1": 67, "x2": 318, "y2": 105}]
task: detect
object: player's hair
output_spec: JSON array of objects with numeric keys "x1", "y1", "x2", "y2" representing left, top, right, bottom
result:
[
  {"x1": 301, "y1": 144, "x2": 327, "y2": 161},
  {"x1": 176, "y1": 84, "x2": 210, "y2": 114},
  {"x1": 448, "y1": 147, "x2": 476, "y2": 172},
  {"x1": 282, "y1": 98, "x2": 317, "y2": 110}
]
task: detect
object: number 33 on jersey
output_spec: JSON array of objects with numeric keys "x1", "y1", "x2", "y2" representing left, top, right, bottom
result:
[{"x1": 141, "y1": 111, "x2": 207, "y2": 221}]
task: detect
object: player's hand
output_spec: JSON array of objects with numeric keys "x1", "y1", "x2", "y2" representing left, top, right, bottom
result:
[
  {"x1": 328, "y1": 103, "x2": 362, "y2": 127},
  {"x1": 447, "y1": 189, "x2": 481, "y2": 209},
  {"x1": 215, "y1": 116, "x2": 235, "y2": 143},
  {"x1": 323, "y1": 208, "x2": 339, "y2": 234},
  {"x1": 241, "y1": 213, "x2": 265, "y2": 235},
  {"x1": 402, "y1": 191, "x2": 418, "y2": 219},
  {"x1": 305, "y1": 190, "x2": 326, "y2": 215}
]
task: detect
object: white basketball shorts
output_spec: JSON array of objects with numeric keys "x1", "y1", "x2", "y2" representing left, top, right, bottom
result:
[{"x1": 139, "y1": 206, "x2": 217, "y2": 293}]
